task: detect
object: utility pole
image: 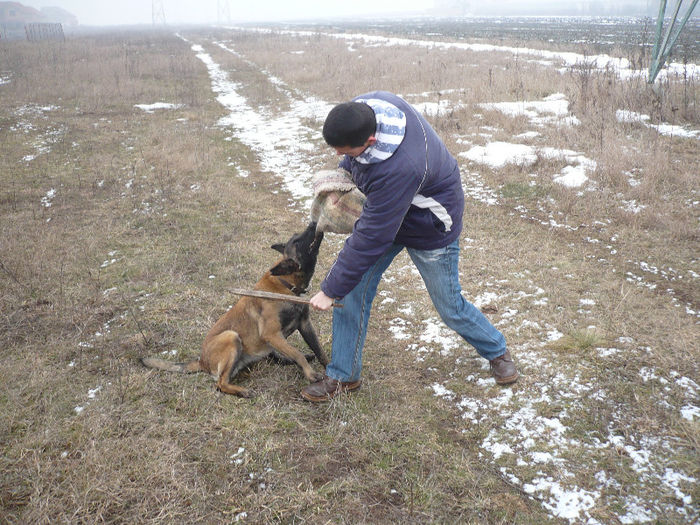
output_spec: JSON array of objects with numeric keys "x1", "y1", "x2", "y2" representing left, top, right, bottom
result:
[
  {"x1": 648, "y1": 0, "x2": 698, "y2": 83},
  {"x1": 218, "y1": 0, "x2": 231, "y2": 25},
  {"x1": 152, "y1": 0, "x2": 166, "y2": 26}
]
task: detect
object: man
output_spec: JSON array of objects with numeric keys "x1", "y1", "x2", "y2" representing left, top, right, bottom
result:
[{"x1": 303, "y1": 91, "x2": 517, "y2": 402}]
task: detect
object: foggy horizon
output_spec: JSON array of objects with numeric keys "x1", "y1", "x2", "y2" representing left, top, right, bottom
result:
[{"x1": 12, "y1": 0, "x2": 691, "y2": 27}]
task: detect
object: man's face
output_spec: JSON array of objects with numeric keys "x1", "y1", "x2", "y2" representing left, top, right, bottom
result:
[{"x1": 332, "y1": 137, "x2": 375, "y2": 157}]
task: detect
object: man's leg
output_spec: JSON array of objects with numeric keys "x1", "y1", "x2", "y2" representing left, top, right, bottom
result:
[
  {"x1": 407, "y1": 240, "x2": 517, "y2": 383},
  {"x1": 302, "y1": 244, "x2": 404, "y2": 401}
]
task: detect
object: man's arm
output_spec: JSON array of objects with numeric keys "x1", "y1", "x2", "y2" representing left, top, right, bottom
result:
[{"x1": 321, "y1": 168, "x2": 421, "y2": 300}]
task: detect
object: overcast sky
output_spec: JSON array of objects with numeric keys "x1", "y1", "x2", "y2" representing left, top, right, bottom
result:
[
  {"x1": 20, "y1": 1, "x2": 663, "y2": 26},
  {"x1": 20, "y1": 0, "x2": 432, "y2": 25}
]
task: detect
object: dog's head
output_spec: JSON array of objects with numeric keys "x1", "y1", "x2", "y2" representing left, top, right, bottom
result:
[{"x1": 270, "y1": 222, "x2": 324, "y2": 287}]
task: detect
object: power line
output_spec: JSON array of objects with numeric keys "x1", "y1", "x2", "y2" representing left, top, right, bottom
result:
[
  {"x1": 152, "y1": 0, "x2": 166, "y2": 26},
  {"x1": 218, "y1": 0, "x2": 231, "y2": 25}
]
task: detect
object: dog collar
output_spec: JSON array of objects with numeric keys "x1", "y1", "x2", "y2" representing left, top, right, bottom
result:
[{"x1": 276, "y1": 277, "x2": 306, "y2": 296}]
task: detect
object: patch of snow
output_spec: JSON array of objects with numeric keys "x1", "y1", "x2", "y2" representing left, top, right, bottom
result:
[
  {"x1": 134, "y1": 102, "x2": 183, "y2": 113},
  {"x1": 524, "y1": 478, "x2": 598, "y2": 521},
  {"x1": 41, "y1": 188, "x2": 56, "y2": 208},
  {"x1": 420, "y1": 318, "x2": 460, "y2": 355},
  {"x1": 546, "y1": 329, "x2": 564, "y2": 341},
  {"x1": 389, "y1": 317, "x2": 411, "y2": 340},
  {"x1": 515, "y1": 131, "x2": 540, "y2": 140},
  {"x1": 459, "y1": 134, "x2": 596, "y2": 188},
  {"x1": 413, "y1": 99, "x2": 455, "y2": 117},
  {"x1": 461, "y1": 142, "x2": 537, "y2": 169},
  {"x1": 480, "y1": 93, "x2": 575, "y2": 127},
  {"x1": 616, "y1": 109, "x2": 699, "y2": 140},
  {"x1": 619, "y1": 500, "x2": 655, "y2": 524},
  {"x1": 431, "y1": 383, "x2": 455, "y2": 400}
]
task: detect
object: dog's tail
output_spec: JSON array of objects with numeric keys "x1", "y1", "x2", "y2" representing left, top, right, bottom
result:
[{"x1": 140, "y1": 357, "x2": 201, "y2": 374}]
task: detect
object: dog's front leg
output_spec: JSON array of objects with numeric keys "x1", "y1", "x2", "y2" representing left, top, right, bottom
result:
[
  {"x1": 298, "y1": 317, "x2": 329, "y2": 366},
  {"x1": 264, "y1": 334, "x2": 324, "y2": 383}
]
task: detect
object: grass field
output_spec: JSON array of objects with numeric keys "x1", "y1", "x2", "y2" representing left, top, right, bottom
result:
[{"x1": 0, "y1": 24, "x2": 698, "y2": 524}]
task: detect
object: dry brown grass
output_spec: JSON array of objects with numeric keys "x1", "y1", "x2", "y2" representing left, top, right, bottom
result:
[{"x1": 1, "y1": 24, "x2": 698, "y2": 524}]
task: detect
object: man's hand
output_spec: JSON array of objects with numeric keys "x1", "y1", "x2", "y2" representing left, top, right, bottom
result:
[{"x1": 310, "y1": 290, "x2": 335, "y2": 311}]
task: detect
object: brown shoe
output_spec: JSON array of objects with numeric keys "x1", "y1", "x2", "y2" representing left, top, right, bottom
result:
[
  {"x1": 489, "y1": 350, "x2": 518, "y2": 385},
  {"x1": 301, "y1": 375, "x2": 361, "y2": 402}
]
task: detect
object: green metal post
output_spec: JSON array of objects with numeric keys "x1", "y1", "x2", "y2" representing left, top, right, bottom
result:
[
  {"x1": 648, "y1": 0, "x2": 699, "y2": 83},
  {"x1": 656, "y1": 0, "x2": 683, "y2": 59},
  {"x1": 659, "y1": 0, "x2": 699, "y2": 65},
  {"x1": 650, "y1": 0, "x2": 668, "y2": 69}
]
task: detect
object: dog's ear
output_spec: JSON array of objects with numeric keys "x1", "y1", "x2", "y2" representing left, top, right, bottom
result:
[
  {"x1": 271, "y1": 243, "x2": 285, "y2": 254},
  {"x1": 270, "y1": 258, "x2": 300, "y2": 276}
]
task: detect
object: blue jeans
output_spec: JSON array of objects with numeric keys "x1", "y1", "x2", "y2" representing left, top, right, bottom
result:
[{"x1": 325, "y1": 239, "x2": 507, "y2": 382}]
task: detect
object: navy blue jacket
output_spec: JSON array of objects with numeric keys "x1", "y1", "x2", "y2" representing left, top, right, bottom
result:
[{"x1": 321, "y1": 91, "x2": 464, "y2": 300}]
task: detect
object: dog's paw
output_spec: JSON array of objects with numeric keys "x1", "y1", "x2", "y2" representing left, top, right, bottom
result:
[
  {"x1": 238, "y1": 389, "x2": 255, "y2": 399},
  {"x1": 309, "y1": 370, "x2": 325, "y2": 383}
]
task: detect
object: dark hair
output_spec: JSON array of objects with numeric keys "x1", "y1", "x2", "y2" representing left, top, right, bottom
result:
[{"x1": 322, "y1": 102, "x2": 376, "y2": 147}]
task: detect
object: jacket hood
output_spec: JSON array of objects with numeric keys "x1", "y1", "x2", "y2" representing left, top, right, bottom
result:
[{"x1": 354, "y1": 98, "x2": 406, "y2": 165}]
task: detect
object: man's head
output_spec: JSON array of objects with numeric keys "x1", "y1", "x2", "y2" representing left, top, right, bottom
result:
[{"x1": 322, "y1": 102, "x2": 377, "y2": 156}]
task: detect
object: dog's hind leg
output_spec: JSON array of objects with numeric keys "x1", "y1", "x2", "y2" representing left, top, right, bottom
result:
[
  {"x1": 208, "y1": 331, "x2": 253, "y2": 398},
  {"x1": 216, "y1": 363, "x2": 252, "y2": 397}
]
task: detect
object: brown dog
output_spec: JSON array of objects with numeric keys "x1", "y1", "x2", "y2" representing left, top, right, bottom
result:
[{"x1": 141, "y1": 222, "x2": 328, "y2": 397}]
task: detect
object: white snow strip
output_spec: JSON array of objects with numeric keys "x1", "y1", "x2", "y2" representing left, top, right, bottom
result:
[
  {"x1": 182, "y1": 37, "x2": 332, "y2": 203},
  {"x1": 134, "y1": 102, "x2": 183, "y2": 113},
  {"x1": 236, "y1": 27, "x2": 699, "y2": 82}
]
